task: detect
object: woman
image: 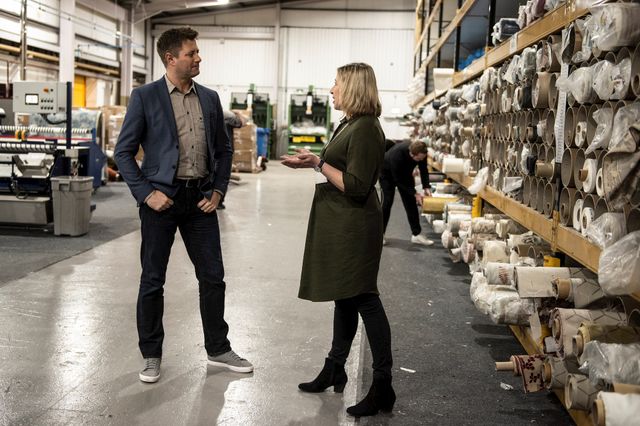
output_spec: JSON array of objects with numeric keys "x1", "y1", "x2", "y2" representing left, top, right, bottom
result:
[{"x1": 281, "y1": 62, "x2": 395, "y2": 417}]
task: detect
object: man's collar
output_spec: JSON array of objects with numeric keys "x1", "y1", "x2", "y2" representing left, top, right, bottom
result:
[{"x1": 164, "y1": 74, "x2": 196, "y2": 94}]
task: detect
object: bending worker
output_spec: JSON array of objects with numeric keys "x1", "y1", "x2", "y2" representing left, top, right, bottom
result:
[{"x1": 380, "y1": 140, "x2": 433, "y2": 246}]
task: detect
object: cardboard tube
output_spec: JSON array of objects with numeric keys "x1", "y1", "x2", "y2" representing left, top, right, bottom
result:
[
  {"x1": 553, "y1": 278, "x2": 572, "y2": 300},
  {"x1": 532, "y1": 72, "x2": 551, "y2": 109},
  {"x1": 544, "y1": 109, "x2": 556, "y2": 146},
  {"x1": 612, "y1": 383, "x2": 640, "y2": 394},
  {"x1": 561, "y1": 148, "x2": 576, "y2": 187},
  {"x1": 495, "y1": 361, "x2": 516, "y2": 372},
  {"x1": 587, "y1": 104, "x2": 598, "y2": 146},
  {"x1": 536, "y1": 178, "x2": 546, "y2": 214},
  {"x1": 564, "y1": 107, "x2": 576, "y2": 148},
  {"x1": 594, "y1": 195, "x2": 609, "y2": 219},
  {"x1": 535, "y1": 161, "x2": 554, "y2": 179},
  {"x1": 544, "y1": 357, "x2": 581, "y2": 390},
  {"x1": 548, "y1": 73, "x2": 559, "y2": 110},
  {"x1": 543, "y1": 182, "x2": 556, "y2": 217},
  {"x1": 632, "y1": 43, "x2": 640, "y2": 98},
  {"x1": 573, "y1": 149, "x2": 586, "y2": 191},
  {"x1": 572, "y1": 334, "x2": 584, "y2": 357},
  {"x1": 572, "y1": 193, "x2": 584, "y2": 232},
  {"x1": 559, "y1": 187, "x2": 578, "y2": 226},
  {"x1": 593, "y1": 399, "x2": 605, "y2": 426},
  {"x1": 565, "y1": 373, "x2": 602, "y2": 411},
  {"x1": 582, "y1": 158, "x2": 598, "y2": 193}
]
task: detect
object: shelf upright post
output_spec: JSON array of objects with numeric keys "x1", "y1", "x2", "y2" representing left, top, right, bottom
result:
[
  {"x1": 486, "y1": 0, "x2": 496, "y2": 50},
  {"x1": 454, "y1": 0, "x2": 463, "y2": 71},
  {"x1": 437, "y1": 2, "x2": 444, "y2": 67}
]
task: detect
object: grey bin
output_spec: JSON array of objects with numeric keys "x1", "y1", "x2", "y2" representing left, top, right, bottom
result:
[{"x1": 50, "y1": 176, "x2": 93, "y2": 236}]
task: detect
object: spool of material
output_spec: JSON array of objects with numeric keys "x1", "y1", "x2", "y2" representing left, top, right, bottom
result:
[
  {"x1": 544, "y1": 109, "x2": 556, "y2": 146},
  {"x1": 627, "y1": 207, "x2": 640, "y2": 234},
  {"x1": 561, "y1": 148, "x2": 577, "y2": 187},
  {"x1": 543, "y1": 182, "x2": 556, "y2": 218},
  {"x1": 564, "y1": 107, "x2": 576, "y2": 148},
  {"x1": 535, "y1": 161, "x2": 554, "y2": 179},
  {"x1": 552, "y1": 277, "x2": 605, "y2": 309},
  {"x1": 594, "y1": 197, "x2": 611, "y2": 220},
  {"x1": 559, "y1": 187, "x2": 578, "y2": 226},
  {"x1": 532, "y1": 72, "x2": 551, "y2": 109},
  {"x1": 476, "y1": 236, "x2": 503, "y2": 255},
  {"x1": 515, "y1": 267, "x2": 584, "y2": 298},
  {"x1": 442, "y1": 157, "x2": 468, "y2": 174},
  {"x1": 596, "y1": 168, "x2": 605, "y2": 197},
  {"x1": 496, "y1": 219, "x2": 526, "y2": 239},
  {"x1": 471, "y1": 218, "x2": 497, "y2": 234},
  {"x1": 461, "y1": 239, "x2": 475, "y2": 263},
  {"x1": 548, "y1": 73, "x2": 559, "y2": 110},
  {"x1": 594, "y1": 392, "x2": 640, "y2": 426},
  {"x1": 573, "y1": 324, "x2": 640, "y2": 358},
  {"x1": 632, "y1": 44, "x2": 640, "y2": 98},
  {"x1": 581, "y1": 158, "x2": 598, "y2": 193},
  {"x1": 581, "y1": 207, "x2": 595, "y2": 236},
  {"x1": 565, "y1": 374, "x2": 602, "y2": 411},
  {"x1": 485, "y1": 262, "x2": 516, "y2": 287},
  {"x1": 551, "y1": 308, "x2": 628, "y2": 357},
  {"x1": 507, "y1": 354, "x2": 547, "y2": 393},
  {"x1": 543, "y1": 356, "x2": 581, "y2": 390},
  {"x1": 423, "y1": 196, "x2": 460, "y2": 214},
  {"x1": 572, "y1": 193, "x2": 585, "y2": 232},
  {"x1": 536, "y1": 178, "x2": 546, "y2": 214}
]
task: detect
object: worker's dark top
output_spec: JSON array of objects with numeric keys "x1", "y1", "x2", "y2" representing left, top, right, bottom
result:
[
  {"x1": 381, "y1": 141, "x2": 429, "y2": 193},
  {"x1": 299, "y1": 115, "x2": 385, "y2": 302}
]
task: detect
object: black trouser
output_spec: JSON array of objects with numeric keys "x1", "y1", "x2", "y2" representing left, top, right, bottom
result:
[
  {"x1": 328, "y1": 293, "x2": 393, "y2": 380},
  {"x1": 380, "y1": 176, "x2": 421, "y2": 236},
  {"x1": 137, "y1": 183, "x2": 231, "y2": 358}
]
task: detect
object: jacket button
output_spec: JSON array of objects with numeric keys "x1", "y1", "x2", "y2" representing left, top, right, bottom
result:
[
  {"x1": 172, "y1": 165, "x2": 176, "y2": 169},
  {"x1": 176, "y1": 145, "x2": 179, "y2": 149}
]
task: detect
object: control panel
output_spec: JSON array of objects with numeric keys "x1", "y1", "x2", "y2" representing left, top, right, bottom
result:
[{"x1": 12, "y1": 82, "x2": 68, "y2": 114}]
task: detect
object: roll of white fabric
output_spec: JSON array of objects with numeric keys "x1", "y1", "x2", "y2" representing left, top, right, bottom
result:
[
  {"x1": 471, "y1": 218, "x2": 497, "y2": 234},
  {"x1": 482, "y1": 240, "x2": 509, "y2": 265},
  {"x1": 484, "y1": 262, "x2": 516, "y2": 287},
  {"x1": 575, "y1": 121, "x2": 587, "y2": 147},
  {"x1": 596, "y1": 168, "x2": 605, "y2": 197},
  {"x1": 515, "y1": 267, "x2": 584, "y2": 298},
  {"x1": 581, "y1": 207, "x2": 595, "y2": 236},
  {"x1": 583, "y1": 159, "x2": 598, "y2": 193},
  {"x1": 432, "y1": 220, "x2": 445, "y2": 234},
  {"x1": 442, "y1": 157, "x2": 466, "y2": 173},
  {"x1": 598, "y1": 392, "x2": 640, "y2": 426},
  {"x1": 573, "y1": 199, "x2": 584, "y2": 232}
]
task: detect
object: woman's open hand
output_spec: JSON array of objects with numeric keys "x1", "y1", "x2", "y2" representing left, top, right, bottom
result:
[{"x1": 281, "y1": 149, "x2": 320, "y2": 169}]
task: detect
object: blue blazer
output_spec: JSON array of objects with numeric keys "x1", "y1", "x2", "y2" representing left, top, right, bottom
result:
[{"x1": 114, "y1": 77, "x2": 233, "y2": 204}]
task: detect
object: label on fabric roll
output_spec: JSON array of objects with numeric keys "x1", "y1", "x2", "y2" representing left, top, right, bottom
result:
[{"x1": 554, "y1": 62, "x2": 569, "y2": 162}]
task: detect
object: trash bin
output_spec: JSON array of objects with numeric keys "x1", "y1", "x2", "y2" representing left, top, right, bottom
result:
[{"x1": 51, "y1": 176, "x2": 93, "y2": 236}]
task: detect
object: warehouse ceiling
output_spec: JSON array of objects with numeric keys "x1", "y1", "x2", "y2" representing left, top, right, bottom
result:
[{"x1": 112, "y1": 0, "x2": 415, "y2": 23}]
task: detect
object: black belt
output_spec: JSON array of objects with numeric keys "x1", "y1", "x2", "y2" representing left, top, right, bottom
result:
[{"x1": 176, "y1": 177, "x2": 206, "y2": 188}]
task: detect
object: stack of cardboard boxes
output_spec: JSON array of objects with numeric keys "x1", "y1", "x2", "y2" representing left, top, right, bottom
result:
[{"x1": 232, "y1": 114, "x2": 259, "y2": 173}]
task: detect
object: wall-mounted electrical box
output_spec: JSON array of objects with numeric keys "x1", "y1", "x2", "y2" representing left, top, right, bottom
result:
[{"x1": 12, "y1": 82, "x2": 68, "y2": 114}]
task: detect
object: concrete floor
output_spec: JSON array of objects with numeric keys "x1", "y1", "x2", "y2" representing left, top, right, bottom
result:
[{"x1": 0, "y1": 164, "x2": 571, "y2": 425}]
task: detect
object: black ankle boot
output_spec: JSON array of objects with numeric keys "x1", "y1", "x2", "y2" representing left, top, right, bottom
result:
[
  {"x1": 346, "y1": 376, "x2": 396, "y2": 417},
  {"x1": 298, "y1": 358, "x2": 348, "y2": 393}
]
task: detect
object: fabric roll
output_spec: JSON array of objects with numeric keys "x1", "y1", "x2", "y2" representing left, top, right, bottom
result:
[
  {"x1": 532, "y1": 72, "x2": 551, "y2": 109},
  {"x1": 510, "y1": 354, "x2": 547, "y2": 393},
  {"x1": 552, "y1": 277, "x2": 605, "y2": 309},
  {"x1": 596, "y1": 392, "x2": 640, "y2": 426},
  {"x1": 495, "y1": 219, "x2": 527, "y2": 239},
  {"x1": 580, "y1": 341, "x2": 640, "y2": 385},
  {"x1": 477, "y1": 237, "x2": 505, "y2": 256},
  {"x1": 543, "y1": 356, "x2": 581, "y2": 390},
  {"x1": 551, "y1": 308, "x2": 628, "y2": 358},
  {"x1": 596, "y1": 168, "x2": 605, "y2": 197},
  {"x1": 515, "y1": 267, "x2": 584, "y2": 298},
  {"x1": 461, "y1": 239, "x2": 476, "y2": 263},
  {"x1": 485, "y1": 262, "x2": 516, "y2": 287},
  {"x1": 575, "y1": 120, "x2": 588, "y2": 147},
  {"x1": 471, "y1": 218, "x2": 497, "y2": 234},
  {"x1": 582, "y1": 158, "x2": 598, "y2": 193},
  {"x1": 573, "y1": 198, "x2": 584, "y2": 232},
  {"x1": 633, "y1": 44, "x2": 640, "y2": 98},
  {"x1": 559, "y1": 187, "x2": 578, "y2": 226},
  {"x1": 574, "y1": 324, "x2": 640, "y2": 358},
  {"x1": 581, "y1": 207, "x2": 595, "y2": 236},
  {"x1": 565, "y1": 373, "x2": 603, "y2": 411},
  {"x1": 442, "y1": 157, "x2": 466, "y2": 173}
]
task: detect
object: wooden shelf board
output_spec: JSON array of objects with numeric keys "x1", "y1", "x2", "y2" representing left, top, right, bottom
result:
[{"x1": 509, "y1": 325, "x2": 594, "y2": 426}]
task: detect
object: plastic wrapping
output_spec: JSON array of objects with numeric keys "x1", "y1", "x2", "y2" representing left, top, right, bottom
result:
[
  {"x1": 612, "y1": 57, "x2": 632, "y2": 100},
  {"x1": 504, "y1": 55, "x2": 520, "y2": 85},
  {"x1": 591, "y1": 60, "x2": 617, "y2": 101},
  {"x1": 579, "y1": 341, "x2": 640, "y2": 385},
  {"x1": 480, "y1": 67, "x2": 497, "y2": 93},
  {"x1": 572, "y1": 17, "x2": 593, "y2": 63},
  {"x1": 489, "y1": 291, "x2": 534, "y2": 325},
  {"x1": 461, "y1": 83, "x2": 479, "y2": 103},
  {"x1": 519, "y1": 47, "x2": 538, "y2": 82},
  {"x1": 468, "y1": 167, "x2": 489, "y2": 194},
  {"x1": 421, "y1": 105, "x2": 437, "y2": 123},
  {"x1": 471, "y1": 218, "x2": 497, "y2": 234},
  {"x1": 585, "y1": 212, "x2": 626, "y2": 249},
  {"x1": 590, "y1": 4, "x2": 640, "y2": 52},
  {"x1": 609, "y1": 103, "x2": 640, "y2": 154},
  {"x1": 520, "y1": 145, "x2": 530, "y2": 174},
  {"x1": 598, "y1": 231, "x2": 640, "y2": 296},
  {"x1": 585, "y1": 107, "x2": 613, "y2": 155},
  {"x1": 503, "y1": 177, "x2": 523, "y2": 194},
  {"x1": 492, "y1": 18, "x2": 520, "y2": 46},
  {"x1": 557, "y1": 67, "x2": 597, "y2": 104},
  {"x1": 461, "y1": 139, "x2": 471, "y2": 157},
  {"x1": 484, "y1": 262, "x2": 516, "y2": 287},
  {"x1": 602, "y1": 150, "x2": 640, "y2": 211}
]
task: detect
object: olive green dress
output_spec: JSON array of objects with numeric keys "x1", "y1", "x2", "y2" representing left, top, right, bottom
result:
[{"x1": 298, "y1": 115, "x2": 386, "y2": 302}]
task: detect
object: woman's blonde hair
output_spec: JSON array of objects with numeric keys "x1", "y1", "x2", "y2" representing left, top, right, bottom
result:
[{"x1": 336, "y1": 63, "x2": 382, "y2": 117}]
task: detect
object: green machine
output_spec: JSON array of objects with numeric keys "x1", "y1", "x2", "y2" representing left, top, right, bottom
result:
[
  {"x1": 230, "y1": 84, "x2": 273, "y2": 158},
  {"x1": 287, "y1": 85, "x2": 331, "y2": 155}
]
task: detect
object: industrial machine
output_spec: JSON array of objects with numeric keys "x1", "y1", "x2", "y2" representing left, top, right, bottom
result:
[
  {"x1": 0, "y1": 81, "x2": 104, "y2": 231},
  {"x1": 230, "y1": 84, "x2": 274, "y2": 159},
  {"x1": 287, "y1": 86, "x2": 331, "y2": 155}
]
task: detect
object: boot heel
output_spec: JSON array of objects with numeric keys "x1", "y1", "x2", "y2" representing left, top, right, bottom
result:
[
  {"x1": 380, "y1": 402, "x2": 395, "y2": 412},
  {"x1": 333, "y1": 382, "x2": 346, "y2": 393}
]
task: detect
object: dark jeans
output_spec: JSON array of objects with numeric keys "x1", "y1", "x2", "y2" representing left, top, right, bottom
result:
[
  {"x1": 328, "y1": 293, "x2": 393, "y2": 380},
  {"x1": 137, "y1": 184, "x2": 231, "y2": 358},
  {"x1": 380, "y1": 176, "x2": 421, "y2": 236}
]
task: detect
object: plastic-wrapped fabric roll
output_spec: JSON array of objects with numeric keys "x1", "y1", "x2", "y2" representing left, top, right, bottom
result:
[
  {"x1": 515, "y1": 267, "x2": 585, "y2": 298},
  {"x1": 598, "y1": 231, "x2": 640, "y2": 296},
  {"x1": 441, "y1": 229, "x2": 457, "y2": 249},
  {"x1": 484, "y1": 262, "x2": 516, "y2": 287},
  {"x1": 489, "y1": 291, "x2": 534, "y2": 325},
  {"x1": 471, "y1": 218, "x2": 497, "y2": 234},
  {"x1": 461, "y1": 239, "x2": 476, "y2": 264},
  {"x1": 580, "y1": 341, "x2": 640, "y2": 385},
  {"x1": 442, "y1": 157, "x2": 466, "y2": 174},
  {"x1": 581, "y1": 158, "x2": 598, "y2": 193},
  {"x1": 551, "y1": 308, "x2": 628, "y2": 358},
  {"x1": 565, "y1": 373, "x2": 603, "y2": 411},
  {"x1": 472, "y1": 233, "x2": 499, "y2": 251},
  {"x1": 432, "y1": 220, "x2": 445, "y2": 234},
  {"x1": 481, "y1": 240, "x2": 508, "y2": 264},
  {"x1": 495, "y1": 219, "x2": 527, "y2": 239},
  {"x1": 552, "y1": 277, "x2": 605, "y2": 309},
  {"x1": 543, "y1": 356, "x2": 581, "y2": 390},
  {"x1": 573, "y1": 324, "x2": 640, "y2": 358},
  {"x1": 594, "y1": 392, "x2": 640, "y2": 426},
  {"x1": 581, "y1": 207, "x2": 595, "y2": 236},
  {"x1": 573, "y1": 198, "x2": 585, "y2": 232}
]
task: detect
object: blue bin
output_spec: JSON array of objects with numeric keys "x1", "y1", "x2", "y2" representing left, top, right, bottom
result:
[{"x1": 256, "y1": 127, "x2": 270, "y2": 157}]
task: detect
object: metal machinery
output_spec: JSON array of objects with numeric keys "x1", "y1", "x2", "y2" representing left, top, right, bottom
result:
[
  {"x1": 230, "y1": 84, "x2": 274, "y2": 159},
  {"x1": 0, "y1": 81, "x2": 105, "y2": 227},
  {"x1": 287, "y1": 85, "x2": 331, "y2": 155}
]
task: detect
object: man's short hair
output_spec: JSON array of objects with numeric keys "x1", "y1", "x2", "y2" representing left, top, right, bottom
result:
[
  {"x1": 156, "y1": 27, "x2": 199, "y2": 67},
  {"x1": 409, "y1": 141, "x2": 428, "y2": 156}
]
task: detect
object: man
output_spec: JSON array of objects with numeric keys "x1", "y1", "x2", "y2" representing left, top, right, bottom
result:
[
  {"x1": 115, "y1": 27, "x2": 253, "y2": 383},
  {"x1": 380, "y1": 140, "x2": 434, "y2": 246}
]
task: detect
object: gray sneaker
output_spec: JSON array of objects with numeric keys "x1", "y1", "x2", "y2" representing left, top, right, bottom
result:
[
  {"x1": 207, "y1": 350, "x2": 254, "y2": 373},
  {"x1": 139, "y1": 357, "x2": 161, "y2": 383}
]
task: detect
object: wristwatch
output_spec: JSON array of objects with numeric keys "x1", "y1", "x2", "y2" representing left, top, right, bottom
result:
[{"x1": 314, "y1": 159, "x2": 325, "y2": 172}]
